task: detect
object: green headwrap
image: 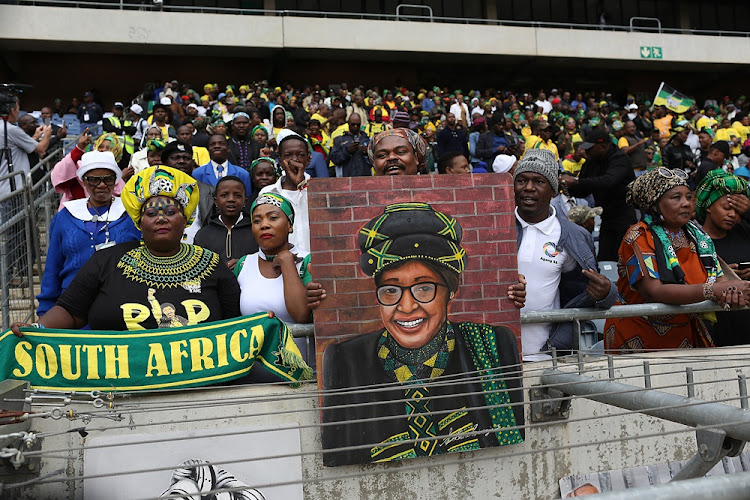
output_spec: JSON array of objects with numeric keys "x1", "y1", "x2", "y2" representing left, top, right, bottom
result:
[
  {"x1": 695, "y1": 169, "x2": 750, "y2": 222},
  {"x1": 251, "y1": 125, "x2": 268, "y2": 139},
  {"x1": 250, "y1": 157, "x2": 281, "y2": 177},
  {"x1": 146, "y1": 139, "x2": 167, "y2": 152},
  {"x1": 251, "y1": 193, "x2": 295, "y2": 225}
]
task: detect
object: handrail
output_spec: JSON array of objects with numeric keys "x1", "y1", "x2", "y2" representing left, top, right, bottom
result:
[
  {"x1": 629, "y1": 16, "x2": 662, "y2": 33},
  {"x1": 9, "y1": 1, "x2": 750, "y2": 38},
  {"x1": 396, "y1": 4, "x2": 433, "y2": 22},
  {"x1": 288, "y1": 300, "x2": 732, "y2": 338}
]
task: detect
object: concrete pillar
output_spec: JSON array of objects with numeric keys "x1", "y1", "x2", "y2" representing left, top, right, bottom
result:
[
  {"x1": 264, "y1": 0, "x2": 275, "y2": 15},
  {"x1": 485, "y1": 0, "x2": 498, "y2": 24}
]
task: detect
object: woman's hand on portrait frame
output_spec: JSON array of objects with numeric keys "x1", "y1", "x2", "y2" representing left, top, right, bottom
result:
[
  {"x1": 507, "y1": 274, "x2": 527, "y2": 309},
  {"x1": 583, "y1": 268, "x2": 612, "y2": 302},
  {"x1": 305, "y1": 282, "x2": 327, "y2": 310}
]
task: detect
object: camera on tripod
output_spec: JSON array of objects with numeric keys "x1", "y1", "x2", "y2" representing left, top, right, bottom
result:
[{"x1": 0, "y1": 83, "x2": 32, "y2": 116}]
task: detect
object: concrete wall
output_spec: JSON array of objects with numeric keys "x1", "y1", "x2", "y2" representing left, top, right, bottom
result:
[
  {"x1": 2, "y1": 5, "x2": 750, "y2": 64},
  {"x1": 7, "y1": 348, "x2": 750, "y2": 499}
]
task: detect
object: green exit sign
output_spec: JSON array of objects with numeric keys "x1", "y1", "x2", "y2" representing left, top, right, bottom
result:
[{"x1": 640, "y1": 46, "x2": 663, "y2": 59}]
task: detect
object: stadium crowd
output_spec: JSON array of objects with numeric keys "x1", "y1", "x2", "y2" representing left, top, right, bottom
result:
[{"x1": 5, "y1": 78, "x2": 750, "y2": 362}]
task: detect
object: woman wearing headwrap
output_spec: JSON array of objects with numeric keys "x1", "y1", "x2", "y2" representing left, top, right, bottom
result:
[
  {"x1": 127, "y1": 136, "x2": 167, "y2": 180},
  {"x1": 233, "y1": 193, "x2": 314, "y2": 365},
  {"x1": 367, "y1": 128, "x2": 429, "y2": 175},
  {"x1": 37, "y1": 151, "x2": 141, "y2": 317},
  {"x1": 604, "y1": 168, "x2": 750, "y2": 353},
  {"x1": 247, "y1": 157, "x2": 280, "y2": 203},
  {"x1": 51, "y1": 129, "x2": 126, "y2": 210},
  {"x1": 696, "y1": 170, "x2": 750, "y2": 346},
  {"x1": 12, "y1": 166, "x2": 240, "y2": 334},
  {"x1": 322, "y1": 203, "x2": 525, "y2": 467}
]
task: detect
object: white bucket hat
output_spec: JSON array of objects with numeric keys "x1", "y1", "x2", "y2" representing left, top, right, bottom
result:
[{"x1": 76, "y1": 151, "x2": 122, "y2": 181}]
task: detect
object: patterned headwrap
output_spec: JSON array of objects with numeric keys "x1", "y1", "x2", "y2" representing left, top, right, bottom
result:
[
  {"x1": 250, "y1": 157, "x2": 281, "y2": 177},
  {"x1": 695, "y1": 169, "x2": 750, "y2": 222},
  {"x1": 358, "y1": 202, "x2": 466, "y2": 278},
  {"x1": 285, "y1": 111, "x2": 294, "y2": 123},
  {"x1": 122, "y1": 166, "x2": 200, "y2": 230},
  {"x1": 239, "y1": 84, "x2": 250, "y2": 94},
  {"x1": 251, "y1": 125, "x2": 268, "y2": 140},
  {"x1": 250, "y1": 193, "x2": 295, "y2": 224},
  {"x1": 93, "y1": 133, "x2": 123, "y2": 163},
  {"x1": 626, "y1": 167, "x2": 688, "y2": 213},
  {"x1": 203, "y1": 83, "x2": 214, "y2": 93},
  {"x1": 146, "y1": 139, "x2": 167, "y2": 152},
  {"x1": 367, "y1": 128, "x2": 429, "y2": 168}
]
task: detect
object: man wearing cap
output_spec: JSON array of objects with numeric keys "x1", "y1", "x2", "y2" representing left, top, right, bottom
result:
[
  {"x1": 514, "y1": 149, "x2": 616, "y2": 359},
  {"x1": 129, "y1": 104, "x2": 147, "y2": 148},
  {"x1": 524, "y1": 120, "x2": 559, "y2": 161},
  {"x1": 77, "y1": 91, "x2": 103, "y2": 127},
  {"x1": 476, "y1": 115, "x2": 516, "y2": 165},
  {"x1": 149, "y1": 100, "x2": 176, "y2": 141},
  {"x1": 695, "y1": 141, "x2": 731, "y2": 185},
  {"x1": 661, "y1": 127, "x2": 696, "y2": 172},
  {"x1": 103, "y1": 102, "x2": 136, "y2": 158},
  {"x1": 560, "y1": 128, "x2": 637, "y2": 262},
  {"x1": 567, "y1": 205, "x2": 603, "y2": 233}
]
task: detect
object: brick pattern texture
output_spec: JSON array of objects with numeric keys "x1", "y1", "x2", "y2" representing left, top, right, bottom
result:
[{"x1": 308, "y1": 174, "x2": 521, "y2": 375}]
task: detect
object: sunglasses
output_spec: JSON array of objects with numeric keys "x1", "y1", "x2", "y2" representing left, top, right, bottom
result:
[
  {"x1": 83, "y1": 175, "x2": 117, "y2": 187},
  {"x1": 657, "y1": 167, "x2": 688, "y2": 180}
]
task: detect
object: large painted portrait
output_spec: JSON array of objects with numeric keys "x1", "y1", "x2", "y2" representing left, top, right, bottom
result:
[{"x1": 308, "y1": 174, "x2": 525, "y2": 467}]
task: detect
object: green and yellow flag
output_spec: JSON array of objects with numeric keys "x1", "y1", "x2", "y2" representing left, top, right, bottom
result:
[
  {"x1": 0, "y1": 313, "x2": 312, "y2": 392},
  {"x1": 653, "y1": 82, "x2": 695, "y2": 114}
]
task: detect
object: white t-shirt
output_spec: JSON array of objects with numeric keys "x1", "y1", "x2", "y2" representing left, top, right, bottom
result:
[
  {"x1": 259, "y1": 175, "x2": 311, "y2": 255},
  {"x1": 535, "y1": 100, "x2": 553, "y2": 114},
  {"x1": 516, "y1": 207, "x2": 576, "y2": 361},
  {"x1": 449, "y1": 102, "x2": 471, "y2": 126}
]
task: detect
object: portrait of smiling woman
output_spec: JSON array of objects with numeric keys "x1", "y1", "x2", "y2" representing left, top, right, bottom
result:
[{"x1": 321, "y1": 203, "x2": 526, "y2": 467}]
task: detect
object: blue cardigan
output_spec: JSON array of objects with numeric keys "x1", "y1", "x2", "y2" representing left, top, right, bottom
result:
[{"x1": 36, "y1": 198, "x2": 141, "y2": 316}]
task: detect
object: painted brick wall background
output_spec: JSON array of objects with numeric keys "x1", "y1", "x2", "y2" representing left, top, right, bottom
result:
[{"x1": 308, "y1": 174, "x2": 520, "y2": 376}]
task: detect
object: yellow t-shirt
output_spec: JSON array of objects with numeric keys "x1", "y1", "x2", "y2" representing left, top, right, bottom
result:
[
  {"x1": 562, "y1": 157, "x2": 585, "y2": 176},
  {"x1": 732, "y1": 122, "x2": 750, "y2": 142},
  {"x1": 715, "y1": 128, "x2": 742, "y2": 155},
  {"x1": 525, "y1": 135, "x2": 560, "y2": 160},
  {"x1": 696, "y1": 116, "x2": 718, "y2": 132},
  {"x1": 192, "y1": 146, "x2": 210, "y2": 167},
  {"x1": 366, "y1": 121, "x2": 391, "y2": 137}
]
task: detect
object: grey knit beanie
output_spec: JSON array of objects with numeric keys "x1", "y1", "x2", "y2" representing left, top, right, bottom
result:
[{"x1": 513, "y1": 149, "x2": 559, "y2": 192}]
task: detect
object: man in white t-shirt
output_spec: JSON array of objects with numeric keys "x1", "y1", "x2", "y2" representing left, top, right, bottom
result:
[
  {"x1": 513, "y1": 149, "x2": 616, "y2": 360},
  {"x1": 534, "y1": 91, "x2": 553, "y2": 115},
  {"x1": 449, "y1": 94, "x2": 471, "y2": 128}
]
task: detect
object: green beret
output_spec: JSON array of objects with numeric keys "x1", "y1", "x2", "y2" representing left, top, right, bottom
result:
[{"x1": 358, "y1": 203, "x2": 467, "y2": 277}]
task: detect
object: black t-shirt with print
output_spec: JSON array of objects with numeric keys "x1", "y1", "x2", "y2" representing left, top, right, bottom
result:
[{"x1": 57, "y1": 241, "x2": 241, "y2": 331}]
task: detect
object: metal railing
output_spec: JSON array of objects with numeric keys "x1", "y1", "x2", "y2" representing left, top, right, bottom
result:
[
  {"x1": 11, "y1": 1, "x2": 750, "y2": 38},
  {"x1": 396, "y1": 3, "x2": 433, "y2": 23},
  {"x1": 0, "y1": 147, "x2": 63, "y2": 330},
  {"x1": 629, "y1": 16, "x2": 662, "y2": 33}
]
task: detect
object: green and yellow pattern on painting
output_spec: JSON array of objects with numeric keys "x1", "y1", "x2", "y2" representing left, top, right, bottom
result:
[{"x1": 0, "y1": 314, "x2": 312, "y2": 391}]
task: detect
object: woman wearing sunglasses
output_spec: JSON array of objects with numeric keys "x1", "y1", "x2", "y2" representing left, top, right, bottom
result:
[
  {"x1": 36, "y1": 151, "x2": 140, "y2": 318},
  {"x1": 322, "y1": 203, "x2": 527, "y2": 467},
  {"x1": 604, "y1": 167, "x2": 750, "y2": 353}
]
